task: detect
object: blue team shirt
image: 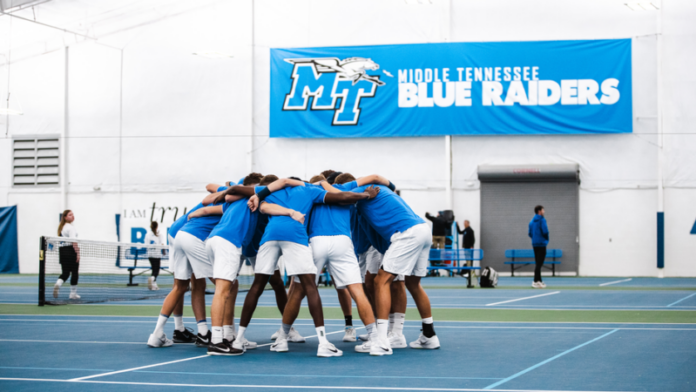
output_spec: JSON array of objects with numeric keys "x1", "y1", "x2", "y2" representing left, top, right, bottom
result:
[
  {"x1": 169, "y1": 185, "x2": 229, "y2": 239},
  {"x1": 361, "y1": 214, "x2": 391, "y2": 254},
  {"x1": 308, "y1": 181, "x2": 357, "y2": 239},
  {"x1": 180, "y1": 201, "x2": 226, "y2": 241},
  {"x1": 208, "y1": 198, "x2": 258, "y2": 248},
  {"x1": 351, "y1": 184, "x2": 425, "y2": 241},
  {"x1": 351, "y1": 207, "x2": 371, "y2": 255},
  {"x1": 260, "y1": 185, "x2": 327, "y2": 246}
]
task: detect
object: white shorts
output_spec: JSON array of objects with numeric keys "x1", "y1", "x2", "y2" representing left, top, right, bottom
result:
[
  {"x1": 310, "y1": 235, "x2": 362, "y2": 290},
  {"x1": 205, "y1": 236, "x2": 242, "y2": 282},
  {"x1": 365, "y1": 246, "x2": 404, "y2": 281},
  {"x1": 381, "y1": 223, "x2": 431, "y2": 278},
  {"x1": 256, "y1": 241, "x2": 315, "y2": 276},
  {"x1": 172, "y1": 231, "x2": 213, "y2": 280},
  {"x1": 168, "y1": 235, "x2": 177, "y2": 275},
  {"x1": 357, "y1": 251, "x2": 367, "y2": 282}
]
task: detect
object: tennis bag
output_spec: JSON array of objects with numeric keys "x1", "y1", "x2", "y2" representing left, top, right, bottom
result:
[{"x1": 479, "y1": 266, "x2": 499, "y2": 288}]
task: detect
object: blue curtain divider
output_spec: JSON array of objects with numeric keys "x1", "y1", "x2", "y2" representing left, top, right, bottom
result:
[{"x1": 0, "y1": 206, "x2": 19, "y2": 274}]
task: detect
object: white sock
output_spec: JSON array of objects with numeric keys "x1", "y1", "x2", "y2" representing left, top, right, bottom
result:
[
  {"x1": 154, "y1": 314, "x2": 168, "y2": 337},
  {"x1": 173, "y1": 315, "x2": 184, "y2": 332},
  {"x1": 55, "y1": 279, "x2": 64, "y2": 287},
  {"x1": 422, "y1": 317, "x2": 434, "y2": 324},
  {"x1": 366, "y1": 322, "x2": 378, "y2": 341},
  {"x1": 197, "y1": 320, "x2": 209, "y2": 336},
  {"x1": 388, "y1": 313, "x2": 395, "y2": 333},
  {"x1": 211, "y1": 326, "x2": 223, "y2": 344},
  {"x1": 70, "y1": 285, "x2": 78, "y2": 295},
  {"x1": 376, "y1": 319, "x2": 389, "y2": 339},
  {"x1": 315, "y1": 326, "x2": 328, "y2": 345},
  {"x1": 236, "y1": 326, "x2": 247, "y2": 343},
  {"x1": 223, "y1": 325, "x2": 236, "y2": 340},
  {"x1": 393, "y1": 312, "x2": 406, "y2": 336}
]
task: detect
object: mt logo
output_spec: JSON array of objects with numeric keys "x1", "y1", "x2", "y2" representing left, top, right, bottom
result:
[{"x1": 282, "y1": 57, "x2": 385, "y2": 126}]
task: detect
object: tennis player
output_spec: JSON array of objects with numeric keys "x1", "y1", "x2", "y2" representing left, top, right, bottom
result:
[
  {"x1": 53, "y1": 209, "x2": 81, "y2": 300},
  {"x1": 351, "y1": 182, "x2": 441, "y2": 350},
  {"x1": 144, "y1": 221, "x2": 163, "y2": 291}
]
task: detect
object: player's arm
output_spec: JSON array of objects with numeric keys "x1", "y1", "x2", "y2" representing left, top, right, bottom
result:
[
  {"x1": 247, "y1": 178, "x2": 306, "y2": 211},
  {"x1": 206, "y1": 183, "x2": 224, "y2": 193},
  {"x1": 188, "y1": 205, "x2": 224, "y2": 220},
  {"x1": 211, "y1": 185, "x2": 257, "y2": 204},
  {"x1": 259, "y1": 202, "x2": 305, "y2": 225},
  {"x1": 319, "y1": 181, "x2": 342, "y2": 193},
  {"x1": 356, "y1": 174, "x2": 396, "y2": 191},
  {"x1": 324, "y1": 186, "x2": 380, "y2": 205}
]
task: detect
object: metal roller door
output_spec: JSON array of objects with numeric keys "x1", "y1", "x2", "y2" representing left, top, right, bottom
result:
[{"x1": 479, "y1": 164, "x2": 579, "y2": 275}]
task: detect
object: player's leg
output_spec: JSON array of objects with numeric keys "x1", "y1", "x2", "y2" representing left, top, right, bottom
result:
[
  {"x1": 268, "y1": 269, "x2": 288, "y2": 314},
  {"x1": 388, "y1": 279, "x2": 408, "y2": 348},
  {"x1": 373, "y1": 269, "x2": 397, "y2": 339},
  {"x1": 177, "y1": 231, "x2": 214, "y2": 347},
  {"x1": 69, "y1": 260, "x2": 80, "y2": 299},
  {"x1": 336, "y1": 288, "x2": 356, "y2": 341},
  {"x1": 224, "y1": 280, "x2": 239, "y2": 343},
  {"x1": 271, "y1": 277, "x2": 305, "y2": 352},
  {"x1": 168, "y1": 235, "x2": 195, "y2": 343},
  {"x1": 405, "y1": 224, "x2": 440, "y2": 349},
  {"x1": 232, "y1": 241, "x2": 279, "y2": 352}
]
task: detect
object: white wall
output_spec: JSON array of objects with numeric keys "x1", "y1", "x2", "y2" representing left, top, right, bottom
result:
[{"x1": 1, "y1": 0, "x2": 694, "y2": 276}]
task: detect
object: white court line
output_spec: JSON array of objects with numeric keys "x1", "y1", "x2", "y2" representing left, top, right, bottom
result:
[
  {"x1": 0, "y1": 339, "x2": 144, "y2": 344},
  {"x1": 0, "y1": 378, "x2": 630, "y2": 392},
  {"x1": 599, "y1": 278, "x2": 632, "y2": 287},
  {"x1": 486, "y1": 291, "x2": 560, "y2": 306},
  {"x1": 70, "y1": 355, "x2": 209, "y2": 381},
  {"x1": 70, "y1": 326, "x2": 354, "y2": 380},
  {"x1": 667, "y1": 292, "x2": 696, "y2": 307}
]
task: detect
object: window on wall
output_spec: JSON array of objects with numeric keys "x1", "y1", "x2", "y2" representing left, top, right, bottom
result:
[{"x1": 13, "y1": 136, "x2": 60, "y2": 186}]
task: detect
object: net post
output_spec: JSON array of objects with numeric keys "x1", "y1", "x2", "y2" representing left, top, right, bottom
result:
[{"x1": 38, "y1": 236, "x2": 46, "y2": 306}]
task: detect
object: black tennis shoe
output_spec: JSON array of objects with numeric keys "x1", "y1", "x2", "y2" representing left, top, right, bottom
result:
[
  {"x1": 207, "y1": 341, "x2": 244, "y2": 356},
  {"x1": 195, "y1": 330, "x2": 212, "y2": 347},
  {"x1": 173, "y1": 327, "x2": 196, "y2": 344}
]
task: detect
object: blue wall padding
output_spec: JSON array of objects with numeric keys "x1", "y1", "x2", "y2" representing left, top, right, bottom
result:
[{"x1": 0, "y1": 206, "x2": 19, "y2": 274}]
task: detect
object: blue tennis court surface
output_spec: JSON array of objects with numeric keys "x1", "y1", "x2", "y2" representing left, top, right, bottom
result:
[{"x1": 0, "y1": 315, "x2": 694, "y2": 391}]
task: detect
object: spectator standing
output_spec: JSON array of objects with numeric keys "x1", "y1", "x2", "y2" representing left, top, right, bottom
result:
[
  {"x1": 53, "y1": 210, "x2": 81, "y2": 300},
  {"x1": 425, "y1": 211, "x2": 447, "y2": 249},
  {"x1": 456, "y1": 220, "x2": 476, "y2": 277},
  {"x1": 144, "y1": 221, "x2": 163, "y2": 291},
  {"x1": 528, "y1": 205, "x2": 549, "y2": 288}
]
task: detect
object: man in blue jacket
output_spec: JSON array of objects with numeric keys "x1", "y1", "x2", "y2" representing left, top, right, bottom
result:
[{"x1": 528, "y1": 205, "x2": 549, "y2": 288}]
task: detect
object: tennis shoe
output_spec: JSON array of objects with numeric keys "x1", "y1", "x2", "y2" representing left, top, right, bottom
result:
[
  {"x1": 147, "y1": 333, "x2": 173, "y2": 348},
  {"x1": 270, "y1": 337, "x2": 289, "y2": 352},
  {"x1": 53, "y1": 284, "x2": 61, "y2": 298},
  {"x1": 207, "y1": 341, "x2": 243, "y2": 356},
  {"x1": 539, "y1": 282, "x2": 547, "y2": 288},
  {"x1": 358, "y1": 334, "x2": 369, "y2": 342},
  {"x1": 148, "y1": 277, "x2": 155, "y2": 290},
  {"x1": 354, "y1": 340, "x2": 371, "y2": 353},
  {"x1": 370, "y1": 337, "x2": 393, "y2": 356},
  {"x1": 342, "y1": 327, "x2": 357, "y2": 342},
  {"x1": 271, "y1": 327, "x2": 305, "y2": 343},
  {"x1": 195, "y1": 330, "x2": 212, "y2": 347},
  {"x1": 409, "y1": 333, "x2": 440, "y2": 349},
  {"x1": 231, "y1": 338, "x2": 246, "y2": 353},
  {"x1": 69, "y1": 293, "x2": 81, "y2": 300},
  {"x1": 388, "y1": 332, "x2": 407, "y2": 349},
  {"x1": 173, "y1": 327, "x2": 196, "y2": 344},
  {"x1": 317, "y1": 342, "x2": 343, "y2": 357},
  {"x1": 240, "y1": 337, "x2": 257, "y2": 350},
  {"x1": 532, "y1": 281, "x2": 542, "y2": 289}
]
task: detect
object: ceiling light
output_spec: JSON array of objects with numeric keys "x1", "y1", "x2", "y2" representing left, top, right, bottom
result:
[
  {"x1": 0, "y1": 108, "x2": 23, "y2": 116},
  {"x1": 192, "y1": 51, "x2": 234, "y2": 59},
  {"x1": 625, "y1": 2, "x2": 659, "y2": 11}
]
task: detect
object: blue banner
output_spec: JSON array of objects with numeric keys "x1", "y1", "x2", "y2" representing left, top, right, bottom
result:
[{"x1": 270, "y1": 39, "x2": 632, "y2": 138}]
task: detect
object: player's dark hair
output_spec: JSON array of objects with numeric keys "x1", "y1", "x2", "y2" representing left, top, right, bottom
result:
[
  {"x1": 320, "y1": 170, "x2": 336, "y2": 178},
  {"x1": 244, "y1": 172, "x2": 264, "y2": 185},
  {"x1": 326, "y1": 171, "x2": 342, "y2": 184},
  {"x1": 289, "y1": 176, "x2": 304, "y2": 182},
  {"x1": 150, "y1": 221, "x2": 159, "y2": 236},
  {"x1": 334, "y1": 173, "x2": 356, "y2": 184},
  {"x1": 58, "y1": 209, "x2": 72, "y2": 236},
  {"x1": 534, "y1": 205, "x2": 544, "y2": 214},
  {"x1": 309, "y1": 174, "x2": 326, "y2": 183},
  {"x1": 260, "y1": 175, "x2": 278, "y2": 185}
]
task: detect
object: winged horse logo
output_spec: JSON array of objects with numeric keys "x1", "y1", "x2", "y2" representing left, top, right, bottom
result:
[{"x1": 284, "y1": 57, "x2": 386, "y2": 86}]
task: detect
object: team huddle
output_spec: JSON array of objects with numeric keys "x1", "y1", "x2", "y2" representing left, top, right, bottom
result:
[{"x1": 147, "y1": 171, "x2": 439, "y2": 357}]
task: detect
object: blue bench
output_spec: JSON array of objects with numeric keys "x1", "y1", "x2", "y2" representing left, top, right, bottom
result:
[
  {"x1": 428, "y1": 248, "x2": 483, "y2": 288},
  {"x1": 504, "y1": 249, "x2": 562, "y2": 277},
  {"x1": 117, "y1": 247, "x2": 170, "y2": 286}
]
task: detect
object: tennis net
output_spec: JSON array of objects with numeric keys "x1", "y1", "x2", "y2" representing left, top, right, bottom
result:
[{"x1": 38, "y1": 236, "x2": 256, "y2": 305}]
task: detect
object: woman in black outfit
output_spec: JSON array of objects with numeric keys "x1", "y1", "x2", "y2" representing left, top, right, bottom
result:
[{"x1": 53, "y1": 209, "x2": 81, "y2": 300}]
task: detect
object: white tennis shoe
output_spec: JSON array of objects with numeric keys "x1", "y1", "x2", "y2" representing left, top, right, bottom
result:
[
  {"x1": 147, "y1": 333, "x2": 173, "y2": 348},
  {"x1": 271, "y1": 327, "x2": 305, "y2": 343},
  {"x1": 317, "y1": 342, "x2": 343, "y2": 357},
  {"x1": 370, "y1": 337, "x2": 393, "y2": 356},
  {"x1": 354, "y1": 340, "x2": 371, "y2": 353},
  {"x1": 388, "y1": 332, "x2": 407, "y2": 349},
  {"x1": 342, "y1": 327, "x2": 357, "y2": 342},
  {"x1": 409, "y1": 333, "x2": 440, "y2": 349},
  {"x1": 358, "y1": 333, "x2": 369, "y2": 342},
  {"x1": 270, "y1": 337, "x2": 289, "y2": 352}
]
